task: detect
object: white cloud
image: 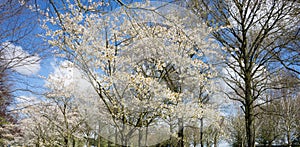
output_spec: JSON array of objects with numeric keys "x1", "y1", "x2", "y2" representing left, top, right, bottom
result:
[
  {"x1": 0, "y1": 42, "x2": 40, "y2": 75},
  {"x1": 46, "y1": 60, "x2": 96, "y2": 97}
]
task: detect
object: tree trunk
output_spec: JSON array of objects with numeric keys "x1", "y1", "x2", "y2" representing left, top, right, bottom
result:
[
  {"x1": 36, "y1": 136, "x2": 40, "y2": 147},
  {"x1": 268, "y1": 141, "x2": 272, "y2": 147},
  {"x1": 245, "y1": 71, "x2": 255, "y2": 147},
  {"x1": 245, "y1": 105, "x2": 255, "y2": 147},
  {"x1": 87, "y1": 139, "x2": 90, "y2": 147},
  {"x1": 64, "y1": 137, "x2": 69, "y2": 147},
  {"x1": 177, "y1": 118, "x2": 184, "y2": 147},
  {"x1": 145, "y1": 126, "x2": 148, "y2": 146},
  {"x1": 287, "y1": 130, "x2": 291, "y2": 147},
  {"x1": 73, "y1": 138, "x2": 76, "y2": 147},
  {"x1": 138, "y1": 128, "x2": 142, "y2": 147},
  {"x1": 97, "y1": 135, "x2": 101, "y2": 147},
  {"x1": 168, "y1": 121, "x2": 174, "y2": 146},
  {"x1": 200, "y1": 118, "x2": 204, "y2": 147},
  {"x1": 214, "y1": 132, "x2": 218, "y2": 147}
]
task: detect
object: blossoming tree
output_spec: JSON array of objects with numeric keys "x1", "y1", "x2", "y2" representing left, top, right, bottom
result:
[{"x1": 42, "y1": 1, "x2": 222, "y2": 146}]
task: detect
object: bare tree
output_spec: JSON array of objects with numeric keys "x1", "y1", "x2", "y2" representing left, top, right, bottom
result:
[
  {"x1": 256, "y1": 104, "x2": 282, "y2": 146},
  {"x1": 188, "y1": 0, "x2": 300, "y2": 146},
  {"x1": 272, "y1": 71, "x2": 299, "y2": 147},
  {"x1": 0, "y1": 0, "x2": 49, "y2": 144},
  {"x1": 0, "y1": 0, "x2": 47, "y2": 96}
]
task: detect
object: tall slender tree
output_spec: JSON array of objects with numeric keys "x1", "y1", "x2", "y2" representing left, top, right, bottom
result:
[{"x1": 188, "y1": 0, "x2": 299, "y2": 146}]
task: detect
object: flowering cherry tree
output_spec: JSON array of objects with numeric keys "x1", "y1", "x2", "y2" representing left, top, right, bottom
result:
[
  {"x1": 43, "y1": 1, "x2": 222, "y2": 146},
  {"x1": 17, "y1": 62, "x2": 88, "y2": 146}
]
